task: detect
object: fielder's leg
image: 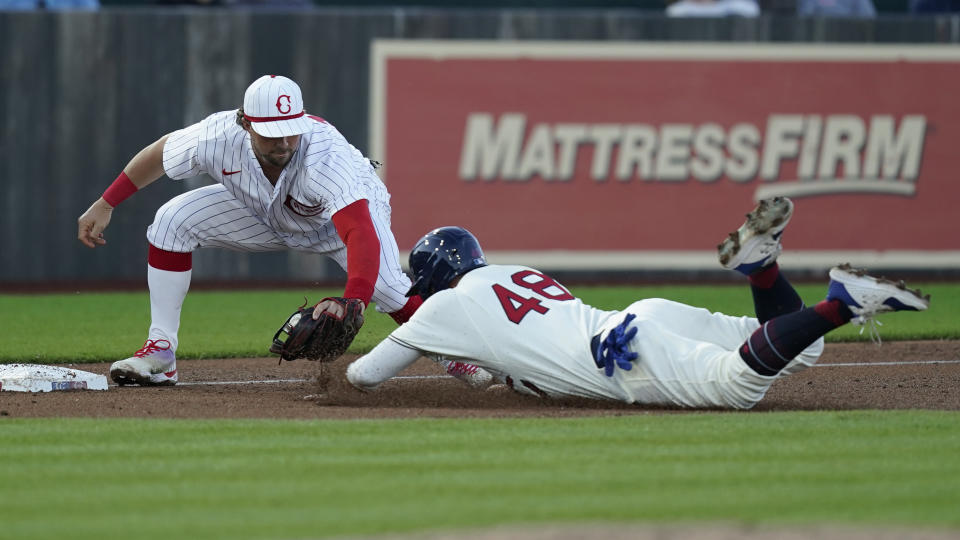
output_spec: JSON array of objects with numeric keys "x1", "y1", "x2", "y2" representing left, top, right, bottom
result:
[
  {"x1": 146, "y1": 245, "x2": 192, "y2": 352},
  {"x1": 110, "y1": 245, "x2": 189, "y2": 386},
  {"x1": 146, "y1": 183, "x2": 287, "y2": 341},
  {"x1": 112, "y1": 185, "x2": 288, "y2": 386}
]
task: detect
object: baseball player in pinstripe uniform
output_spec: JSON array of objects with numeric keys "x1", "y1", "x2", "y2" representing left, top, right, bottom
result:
[
  {"x1": 346, "y1": 198, "x2": 930, "y2": 409},
  {"x1": 77, "y1": 75, "x2": 429, "y2": 386}
]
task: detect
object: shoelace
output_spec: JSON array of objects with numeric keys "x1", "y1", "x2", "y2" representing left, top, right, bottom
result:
[
  {"x1": 134, "y1": 339, "x2": 172, "y2": 357},
  {"x1": 851, "y1": 316, "x2": 884, "y2": 346}
]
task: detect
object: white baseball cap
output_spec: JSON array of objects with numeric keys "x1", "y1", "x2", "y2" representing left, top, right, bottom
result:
[{"x1": 242, "y1": 75, "x2": 314, "y2": 138}]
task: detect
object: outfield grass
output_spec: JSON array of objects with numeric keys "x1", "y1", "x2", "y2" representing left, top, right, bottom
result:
[
  {"x1": 1, "y1": 412, "x2": 958, "y2": 540},
  {"x1": 1, "y1": 282, "x2": 957, "y2": 362}
]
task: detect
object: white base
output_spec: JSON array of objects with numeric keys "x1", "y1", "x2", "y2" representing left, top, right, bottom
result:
[{"x1": 0, "y1": 364, "x2": 108, "y2": 392}]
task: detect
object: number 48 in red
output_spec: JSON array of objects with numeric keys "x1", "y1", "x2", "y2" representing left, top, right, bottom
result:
[{"x1": 491, "y1": 270, "x2": 573, "y2": 324}]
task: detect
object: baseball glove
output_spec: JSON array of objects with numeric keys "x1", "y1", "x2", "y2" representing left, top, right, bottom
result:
[{"x1": 269, "y1": 297, "x2": 365, "y2": 362}]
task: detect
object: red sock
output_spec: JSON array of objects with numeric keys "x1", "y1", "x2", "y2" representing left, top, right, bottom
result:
[
  {"x1": 813, "y1": 299, "x2": 853, "y2": 326},
  {"x1": 748, "y1": 263, "x2": 780, "y2": 289},
  {"x1": 148, "y1": 244, "x2": 192, "y2": 272}
]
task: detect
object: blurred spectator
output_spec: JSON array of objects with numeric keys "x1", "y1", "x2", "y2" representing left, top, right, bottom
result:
[
  {"x1": 225, "y1": 0, "x2": 311, "y2": 5},
  {"x1": 910, "y1": 0, "x2": 960, "y2": 12},
  {"x1": 0, "y1": 0, "x2": 99, "y2": 8},
  {"x1": 154, "y1": 0, "x2": 220, "y2": 4},
  {"x1": 666, "y1": 0, "x2": 761, "y2": 16},
  {"x1": 798, "y1": 0, "x2": 876, "y2": 16},
  {"x1": 154, "y1": 0, "x2": 311, "y2": 5}
]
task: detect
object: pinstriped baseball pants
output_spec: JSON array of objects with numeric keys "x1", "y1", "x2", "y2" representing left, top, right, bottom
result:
[{"x1": 146, "y1": 184, "x2": 412, "y2": 312}]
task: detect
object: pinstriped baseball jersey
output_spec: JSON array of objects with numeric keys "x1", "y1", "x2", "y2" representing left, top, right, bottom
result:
[
  {"x1": 388, "y1": 264, "x2": 628, "y2": 401},
  {"x1": 162, "y1": 110, "x2": 389, "y2": 250},
  {"x1": 150, "y1": 110, "x2": 413, "y2": 312}
]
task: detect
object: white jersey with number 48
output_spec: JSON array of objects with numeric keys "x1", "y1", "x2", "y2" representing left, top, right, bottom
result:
[
  {"x1": 351, "y1": 263, "x2": 823, "y2": 408},
  {"x1": 387, "y1": 264, "x2": 628, "y2": 400}
]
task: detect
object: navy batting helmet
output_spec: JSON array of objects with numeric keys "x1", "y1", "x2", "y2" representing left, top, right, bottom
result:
[{"x1": 406, "y1": 226, "x2": 487, "y2": 299}]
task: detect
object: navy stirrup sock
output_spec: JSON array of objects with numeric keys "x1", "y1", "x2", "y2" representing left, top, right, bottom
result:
[
  {"x1": 739, "y1": 299, "x2": 853, "y2": 376},
  {"x1": 748, "y1": 263, "x2": 804, "y2": 323}
]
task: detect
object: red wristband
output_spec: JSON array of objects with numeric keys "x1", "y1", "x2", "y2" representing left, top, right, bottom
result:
[{"x1": 102, "y1": 171, "x2": 138, "y2": 207}]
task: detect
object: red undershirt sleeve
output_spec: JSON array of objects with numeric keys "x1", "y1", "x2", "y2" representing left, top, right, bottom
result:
[{"x1": 331, "y1": 200, "x2": 380, "y2": 306}]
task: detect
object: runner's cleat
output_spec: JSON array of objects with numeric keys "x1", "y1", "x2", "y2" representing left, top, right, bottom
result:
[
  {"x1": 827, "y1": 263, "x2": 930, "y2": 325},
  {"x1": 718, "y1": 197, "x2": 794, "y2": 275},
  {"x1": 437, "y1": 357, "x2": 493, "y2": 390}
]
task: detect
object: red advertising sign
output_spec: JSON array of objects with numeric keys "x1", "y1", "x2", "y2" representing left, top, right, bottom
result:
[{"x1": 371, "y1": 42, "x2": 960, "y2": 269}]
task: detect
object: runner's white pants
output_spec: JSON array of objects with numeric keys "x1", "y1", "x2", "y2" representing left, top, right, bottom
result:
[{"x1": 612, "y1": 298, "x2": 824, "y2": 409}]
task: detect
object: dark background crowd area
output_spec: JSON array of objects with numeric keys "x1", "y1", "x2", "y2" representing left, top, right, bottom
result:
[{"x1": 5, "y1": 0, "x2": 960, "y2": 18}]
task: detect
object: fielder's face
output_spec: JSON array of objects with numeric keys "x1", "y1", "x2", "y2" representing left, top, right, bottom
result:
[{"x1": 245, "y1": 125, "x2": 301, "y2": 169}]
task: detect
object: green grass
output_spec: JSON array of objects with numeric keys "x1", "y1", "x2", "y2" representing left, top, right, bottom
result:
[
  {"x1": 1, "y1": 282, "x2": 957, "y2": 362},
  {"x1": 1, "y1": 412, "x2": 958, "y2": 540},
  {"x1": 2, "y1": 285, "x2": 958, "y2": 539}
]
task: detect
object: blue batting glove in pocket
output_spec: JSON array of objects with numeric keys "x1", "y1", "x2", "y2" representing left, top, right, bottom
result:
[{"x1": 599, "y1": 313, "x2": 639, "y2": 377}]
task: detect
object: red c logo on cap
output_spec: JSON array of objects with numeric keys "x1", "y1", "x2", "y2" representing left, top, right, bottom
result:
[{"x1": 276, "y1": 95, "x2": 292, "y2": 114}]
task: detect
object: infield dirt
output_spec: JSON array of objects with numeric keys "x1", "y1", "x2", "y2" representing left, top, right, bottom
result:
[{"x1": 2, "y1": 341, "x2": 957, "y2": 418}]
